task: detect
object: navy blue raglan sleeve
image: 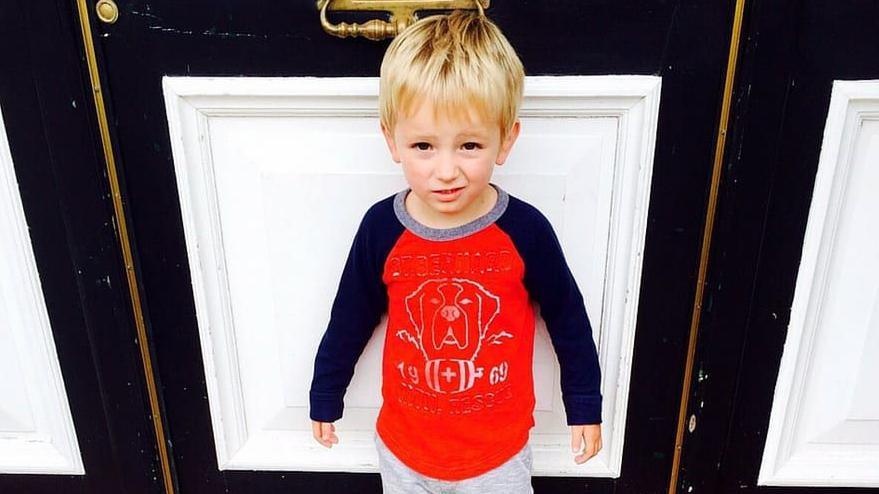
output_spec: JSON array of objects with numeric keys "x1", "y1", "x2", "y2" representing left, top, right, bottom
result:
[
  {"x1": 522, "y1": 208, "x2": 603, "y2": 425},
  {"x1": 309, "y1": 206, "x2": 389, "y2": 423}
]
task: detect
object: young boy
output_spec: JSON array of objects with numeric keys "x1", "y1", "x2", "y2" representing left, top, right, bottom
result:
[{"x1": 310, "y1": 9, "x2": 602, "y2": 493}]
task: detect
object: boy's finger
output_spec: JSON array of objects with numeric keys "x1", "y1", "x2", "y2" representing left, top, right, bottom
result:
[
  {"x1": 312, "y1": 423, "x2": 331, "y2": 448},
  {"x1": 321, "y1": 423, "x2": 339, "y2": 444},
  {"x1": 571, "y1": 430, "x2": 582, "y2": 454},
  {"x1": 575, "y1": 442, "x2": 597, "y2": 464}
]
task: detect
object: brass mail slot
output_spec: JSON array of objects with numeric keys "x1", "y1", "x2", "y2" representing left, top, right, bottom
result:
[
  {"x1": 324, "y1": 0, "x2": 488, "y2": 12},
  {"x1": 317, "y1": 0, "x2": 489, "y2": 41}
]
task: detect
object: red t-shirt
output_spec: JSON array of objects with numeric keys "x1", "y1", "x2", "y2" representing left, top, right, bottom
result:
[{"x1": 310, "y1": 184, "x2": 602, "y2": 481}]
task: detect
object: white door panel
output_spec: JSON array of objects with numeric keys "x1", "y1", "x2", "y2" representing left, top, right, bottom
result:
[
  {"x1": 759, "y1": 80, "x2": 879, "y2": 488},
  {"x1": 162, "y1": 76, "x2": 660, "y2": 476},
  {"x1": 0, "y1": 105, "x2": 84, "y2": 475}
]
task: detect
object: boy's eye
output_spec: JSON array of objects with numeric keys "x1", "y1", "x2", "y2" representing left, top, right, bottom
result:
[{"x1": 410, "y1": 142, "x2": 481, "y2": 151}]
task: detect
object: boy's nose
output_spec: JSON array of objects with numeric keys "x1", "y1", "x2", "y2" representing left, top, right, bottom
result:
[{"x1": 435, "y1": 154, "x2": 460, "y2": 180}]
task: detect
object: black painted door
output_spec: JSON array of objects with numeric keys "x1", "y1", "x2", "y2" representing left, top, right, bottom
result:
[
  {"x1": 0, "y1": 0, "x2": 163, "y2": 493},
  {"x1": 7, "y1": 1, "x2": 879, "y2": 493},
  {"x1": 85, "y1": 1, "x2": 737, "y2": 492},
  {"x1": 24, "y1": 1, "x2": 738, "y2": 493},
  {"x1": 678, "y1": 2, "x2": 879, "y2": 493}
]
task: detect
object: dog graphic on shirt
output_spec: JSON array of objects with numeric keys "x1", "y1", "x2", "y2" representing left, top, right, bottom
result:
[{"x1": 399, "y1": 278, "x2": 512, "y2": 394}]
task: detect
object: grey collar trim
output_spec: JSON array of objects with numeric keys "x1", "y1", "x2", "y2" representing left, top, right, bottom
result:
[{"x1": 393, "y1": 183, "x2": 509, "y2": 241}]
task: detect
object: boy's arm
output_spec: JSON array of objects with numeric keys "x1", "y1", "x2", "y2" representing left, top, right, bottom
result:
[
  {"x1": 525, "y1": 212, "x2": 603, "y2": 426},
  {"x1": 309, "y1": 211, "x2": 387, "y2": 423}
]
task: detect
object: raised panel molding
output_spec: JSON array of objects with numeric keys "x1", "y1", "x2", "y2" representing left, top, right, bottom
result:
[
  {"x1": 162, "y1": 75, "x2": 660, "y2": 477},
  {"x1": 759, "y1": 80, "x2": 879, "y2": 487},
  {"x1": 0, "y1": 105, "x2": 84, "y2": 474}
]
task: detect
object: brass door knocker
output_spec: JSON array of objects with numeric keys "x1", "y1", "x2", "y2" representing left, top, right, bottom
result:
[{"x1": 316, "y1": 0, "x2": 489, "y2": 41}]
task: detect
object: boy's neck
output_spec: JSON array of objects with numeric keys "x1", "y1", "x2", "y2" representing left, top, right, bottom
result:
[{"x1": 405, "y1": 184, "x2": 499, "y2": 230}]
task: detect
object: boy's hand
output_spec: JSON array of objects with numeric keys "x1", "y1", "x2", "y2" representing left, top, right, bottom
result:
[
  {"x1": 571, "y1": 424, "x2": 602, "y2": 464},
  {"x1": 312, "y1": 420, "x2": 339, "y2": 448}
]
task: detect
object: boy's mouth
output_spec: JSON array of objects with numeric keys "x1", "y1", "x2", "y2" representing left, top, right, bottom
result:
[{"x1": 433, "y1": 186, "x2": 464, "y2": 195}]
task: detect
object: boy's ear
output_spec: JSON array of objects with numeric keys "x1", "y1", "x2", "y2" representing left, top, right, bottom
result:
[
  {"x1": 381, "y1": 122, "x2": 401, "y2": 163},
  {"x1": 495, "y1": 119, "x2": 521, "y2": 166}
]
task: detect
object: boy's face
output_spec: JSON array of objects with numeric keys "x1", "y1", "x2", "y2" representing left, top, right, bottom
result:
[{"x1": 381, "y1": 98, "x2": 520, "y2": 224}]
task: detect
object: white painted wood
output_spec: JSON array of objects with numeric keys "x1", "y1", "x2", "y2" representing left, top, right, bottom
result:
[
  {"x1": 0, "y1": 105, "x2": 84, "y2": 474},
  {"x1": 759, "y1": 80, "x2": 879, "y2": 487},
  {"x1": 162, "y1": 75, "x2": 660, "y2": 477}
]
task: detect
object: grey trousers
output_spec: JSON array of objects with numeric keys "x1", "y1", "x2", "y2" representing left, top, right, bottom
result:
[{"x1": 374, "y1": 432, "x2": 534, "y2": 494}]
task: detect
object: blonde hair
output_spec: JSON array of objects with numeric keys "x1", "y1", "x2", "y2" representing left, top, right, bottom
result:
[{"x1": 379, "y1": 10, "x2": 525, "y2": 143}]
